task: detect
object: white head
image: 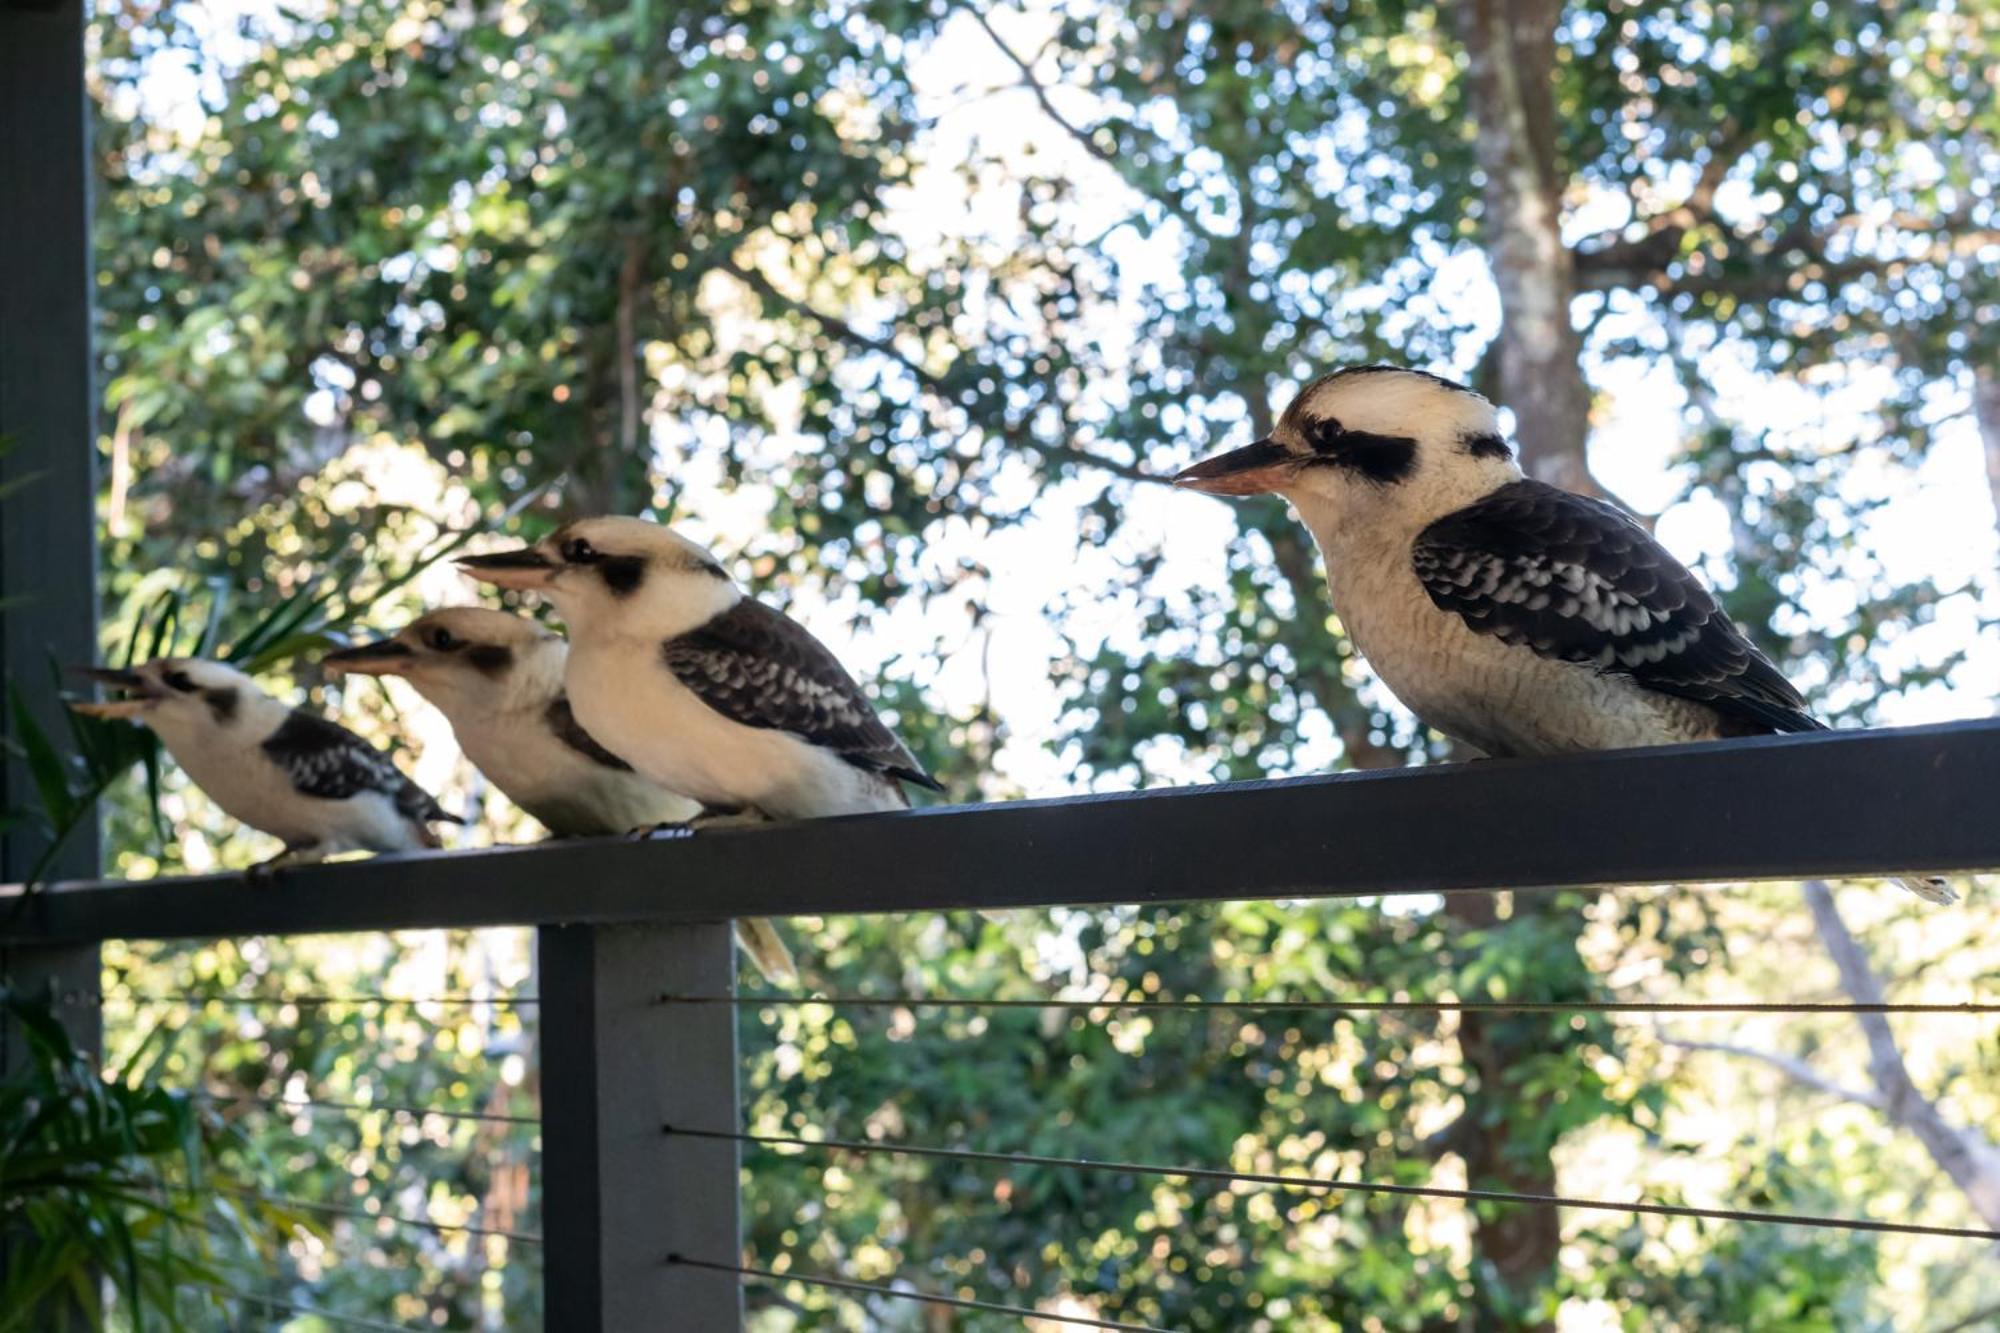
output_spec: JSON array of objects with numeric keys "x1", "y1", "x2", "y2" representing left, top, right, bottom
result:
[
  {"x1": 1173, "y1": 366, "x2": 1523, "y2": 543},
  {"x1": 456, "y1": 515, "x2": 742, "y2": 639},
  {"x1": 321, "y1": 607, "x2": 566, "y2": 717},
  {"x1": 70, "y1": 657, "x2": 288, "y2": 745}
]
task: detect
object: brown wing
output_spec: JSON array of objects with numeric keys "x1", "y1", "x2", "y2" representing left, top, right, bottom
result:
[
  {"x1": 1413, "y1": 480, "x2": 1821, "y2": 735},
  {"x1": 661, "y1": 599, "x2": 943, "y2": 790},
  {"x1": 261, "y1": 710, "x2": 461, "y2": 824},
  {"x1": 543, "y1": 696, "x2": 634, "y2": 772}
]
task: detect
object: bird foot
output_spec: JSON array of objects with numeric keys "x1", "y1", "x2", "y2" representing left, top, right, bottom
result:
[
  {"x1": 245, "y1": 844, "x2": 322, "y2": 884},
  {"x1": 627, "y1": 821, "x2": 695, "y2": 842},
  {"x1": 627, "y1": 808, "x2": 772, "y2": 840}
]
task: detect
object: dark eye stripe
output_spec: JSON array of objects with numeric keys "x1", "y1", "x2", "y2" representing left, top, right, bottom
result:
[{"x1": 1301, "y1": 421, "x2": 1418, "y2": 485}]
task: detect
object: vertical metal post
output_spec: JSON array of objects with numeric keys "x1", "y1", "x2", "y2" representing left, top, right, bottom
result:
[
  {"x1": 539, "y1": 921, "x2": 743, "y2": 1331},
  {"x1": 1, "y1": 4, "x2": 103, "y2": 1324},
  {"x1": 1, "y1": 0, "x2": 102, "y2": 1025}
]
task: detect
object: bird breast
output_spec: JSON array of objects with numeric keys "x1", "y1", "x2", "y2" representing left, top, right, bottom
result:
[{"x1": 448, "y1": 710, "x2": 696, "y2": 834}]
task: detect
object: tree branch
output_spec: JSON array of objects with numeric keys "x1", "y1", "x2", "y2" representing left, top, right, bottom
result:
[
  {"x1": 713, "y1": 256, "x2": 1172, "y2": 489},
  {"x1": 961, "y1": 3, "x2": 1118, "y2": 171},
  {"x1": 957, "y1": 3, "x2": 1204, "y2": 234},
  {"x1": 1656, "y1": 1032, "x2": 1883, "y2": 1110},
  {"x1": 1804, "y1": 880, "x2": 2000, "y2": 1231},
  {"x1": 1933, "y1": 1298, "x2": 2000, "y2": 1333},
  {"x1": 1572, "y1": 115, "x2": 1754, "y2": 292}
]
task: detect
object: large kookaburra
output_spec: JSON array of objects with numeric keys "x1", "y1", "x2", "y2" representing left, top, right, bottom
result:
[{"x1": 1174, "y1": 365, "x2": 1954, "y2": 903}]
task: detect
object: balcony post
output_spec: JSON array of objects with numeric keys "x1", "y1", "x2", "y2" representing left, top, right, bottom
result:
[
  {"x1": 538, "y1": 920, "x2": 743, "y2": 1330},
  {"x1": 1, "y1": 0, "x2": 102, "y2": 1052}
]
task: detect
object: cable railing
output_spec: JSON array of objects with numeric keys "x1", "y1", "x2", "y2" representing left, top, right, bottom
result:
[
  {"x1": 665, "y1": 1124, "x2": 2000, "y2": 1242},
  {"x1": 3, "y1": 720, "x2": 1998, "y2": 1330},
  {"x1": 192, "y1": 1088, "x2": 542, "y2": 1129}
]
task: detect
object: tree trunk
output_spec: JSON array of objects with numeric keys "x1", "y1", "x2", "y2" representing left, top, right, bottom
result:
[
  {"x1": 1438, "y1": 894, "x2": 1565, "y2": 1330},
  {"x1": 1448, "y1": 4, "x2": 1597, "y2": 1324},
  {"x1": 567, "y1": 234, "x2": 651, "y2": 517},
  {"x1": 1457, "y1": 0, "x2": 1592, "y2": 496}
]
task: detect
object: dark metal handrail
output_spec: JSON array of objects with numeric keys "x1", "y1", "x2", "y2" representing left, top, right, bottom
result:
[{"x1": 5, "y1": 720, "x2": 1999, "y2": 945}]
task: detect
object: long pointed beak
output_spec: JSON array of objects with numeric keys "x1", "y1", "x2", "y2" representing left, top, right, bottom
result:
[
  {"x1": 457, "y1": 547, "x2": 555, "y2": 591},
  {"x1": 322, "y1": 639, "x2": 416, "y2": 677},
  {"x1": 68, "y1": 665, "x2": 160, "y2": 719},
  {"x1": 1171, "y1": 439, "x2": 1297, "y2": 496},
  {"x1": 70, "y1": 699, "x2": 154, "y2": 720}
]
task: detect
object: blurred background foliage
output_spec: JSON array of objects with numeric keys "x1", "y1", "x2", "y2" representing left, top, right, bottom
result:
[{"x1": 36, "y1": 0, "x2": 2000, "y2": 1327}]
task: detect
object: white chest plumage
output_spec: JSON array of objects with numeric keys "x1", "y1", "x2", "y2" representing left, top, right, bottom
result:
[{"x1": 450, "y1": 707, "x2": 696, "y2": 835}]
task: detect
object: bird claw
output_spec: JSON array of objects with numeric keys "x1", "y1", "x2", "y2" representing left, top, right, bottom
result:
[
  {"x1": 627, "y1": 821, "x2": 695, "y2": 842},
  {"x1": 246, "y1": 844, "x2": 323, "y2": 882},
  {"x1": 627, "y1": 809, "x2": 770, "y2": 840}
]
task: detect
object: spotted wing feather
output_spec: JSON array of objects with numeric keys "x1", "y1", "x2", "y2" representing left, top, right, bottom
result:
[
  {"x1": 1412, "y1": 480, "x2": 1819, "y2": 735},
  {"x1": 261, "y1": 710, "x2": 460, "y2": 825},
  {"x1": 662, "y1": 600, "x2": 943, "y2": 790}
]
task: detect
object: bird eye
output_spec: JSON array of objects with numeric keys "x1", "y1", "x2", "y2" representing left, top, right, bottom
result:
[
  {"x1": 1307, "y1": 417, "x2": 1347, "y2": 453},
  {"x1": 427, "y1": 627, "x2": 459, "y2": 651},
  {"x1": 163, "y1": 670, "x2": 197, "y2": 693},
  {"x1": 561, "y1": 537, "x2": 598, "y2": 564}
]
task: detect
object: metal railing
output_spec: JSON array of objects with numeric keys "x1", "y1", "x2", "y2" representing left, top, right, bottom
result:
[{"x1": 5, "y1": 718, "x2": 2000, "y2": 1329}]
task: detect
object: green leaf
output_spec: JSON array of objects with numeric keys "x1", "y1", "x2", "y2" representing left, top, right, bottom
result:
[{"x1": 7, "y1": 685, "x2": 77, "y2": 829}]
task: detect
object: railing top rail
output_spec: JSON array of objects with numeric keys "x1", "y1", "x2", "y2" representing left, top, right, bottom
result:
[{"x1": 3, "y1": 720, "x2": 1997, "y2": 945}]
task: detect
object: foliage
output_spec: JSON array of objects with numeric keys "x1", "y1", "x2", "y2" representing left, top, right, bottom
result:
[
  {"x1": 95, "y1": 932, "x2": 540, "y2": 1329},
  {"x1": 0, "y1": 987, "x2": 295, "y2": 1331}
]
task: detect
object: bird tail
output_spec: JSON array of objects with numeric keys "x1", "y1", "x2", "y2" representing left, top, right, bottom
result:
[
  {"x1": 734, "y1": 918, "x2": 798, "y2": 986},
  {"x1": 1893, "y1": 876, "x2": 1959, "y2": 905}
]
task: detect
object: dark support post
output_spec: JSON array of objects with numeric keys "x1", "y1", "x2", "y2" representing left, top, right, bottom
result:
[
  {"x1": 1, "y1": 2, "x2": 103, "y2": 1323},
  {"x1": 539, "y1": 921, "x2": 743, "y2": 1331},
  {"x1": 0, "y1": 0, "x2": 102, "y2": 1035}
]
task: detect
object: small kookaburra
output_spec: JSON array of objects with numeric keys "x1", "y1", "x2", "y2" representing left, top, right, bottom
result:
[
  {"x1": 1173, "y1": 365, "x2": 1955, "y2": 904},
  {"x1": 320, "y1": 607, "x2": 796, "y2": 981},
  {"x1": 456, "y1": 517, "x2": 944, "y2": 822},
  {"x1": 71, "y1": 658, "x2": 458, "y2": 866}
]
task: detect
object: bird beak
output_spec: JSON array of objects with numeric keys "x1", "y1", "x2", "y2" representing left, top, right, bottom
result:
[
  {"x1": 1172, "y1": 438, "x2": 1297, "y2": 496},
  {"x1": 68, "y1": 666, "x2": 161, "y2": 719},
  {"x1": 457, "y1": 547, "x2": 555, "y2": 591},
  {"x1": 322, "y1": 639, "x2": 416, "y2": 677}
]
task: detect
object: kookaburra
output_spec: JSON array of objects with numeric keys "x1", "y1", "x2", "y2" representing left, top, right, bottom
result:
[
  {"x1": 72, "y1": 658, "x2": 458, "y2": 865},
  {"x1": 457, "y1": 517, "x2": 944, "y2": 822},
  {"x1": 322, "y1": 608, "x2": 701, "y2": 836},
  {"x1": 320, "y1": 607, "x2": 796, "y2": 981},
  {"x1": 1173, "y1": 365, "x2": 1954, "y2": 904}
]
